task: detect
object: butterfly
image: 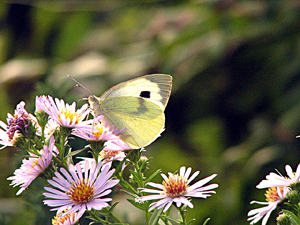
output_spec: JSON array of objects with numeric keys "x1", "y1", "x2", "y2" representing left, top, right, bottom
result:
[{"x1": 87, "y1": 74, "x2": 172, "y2": 149}]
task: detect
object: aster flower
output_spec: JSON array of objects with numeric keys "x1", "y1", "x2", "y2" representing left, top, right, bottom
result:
[
  {"x1": 103, "y1": 139, "x2": 132, "y2": 151},
  {"x1": 36, "y1": 95, "x2": 90, "y2": 128},
  {"x1": 256, "y1": 164, "x2": 300, "y2": 189},
  {"x1": 0, "y1": 101, "x2": 37, "y2": 149},
  {"x1": 248, "y1": 186, "x2": 289, "y2": 225},
  {"x1": 52, "y1": 209, "x2": 84, "y2": 225},
  {"x1": 44, "y1": 119, "x2": 60, "y2": 137},
  {"x1": 43, "y1": 160, "x2": 119, "y2": 215},
  {"x1": 7, "y1": 136, "x2": 57, "y2": 195},
  {"x1": 138, "y1": 166, "x2": 218, "y2": 212},
  {"x1": 72, "y1": 120, "x2": 125, "y2": 142}
]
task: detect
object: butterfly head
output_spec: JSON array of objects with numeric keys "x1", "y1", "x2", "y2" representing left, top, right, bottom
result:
[{"x1": 88, "y1": 95, "x2": 101, "y2": 116}]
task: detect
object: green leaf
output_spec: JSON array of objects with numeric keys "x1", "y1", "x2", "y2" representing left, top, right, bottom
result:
[
  {"x1": 282, "y1": 210, "x2": 300, "y2": 225},
  {"x1": 160, "y1": 215, "x2": 181, "y2": 223},
  {"x1": 145, "y1": 169, "x2": 162, "y2": 184},
  {"x1": 201, "y1": 218, "x2": 210, "y2": 225},
  {"x1": 107, "y1": 202, "x2": 119, "y2": 217},
  {"x1": 130, "y1": 169, "x2": 144, "y2": 187},
  {"x1": 127, "y1": 198, "x2": 145, "y2": 210},
  {"x1": 121, "y1": 189, "x2": 139, "y2": 198},
  {"x1": 119, "y1": 178, "x2": 138, "y2": 195},
  {"x1": 64, "y1": 147, "x2": 88, "y2": 158},
  {"x1": 149, "y1": 208, "x2": 163, "y2": 225}
]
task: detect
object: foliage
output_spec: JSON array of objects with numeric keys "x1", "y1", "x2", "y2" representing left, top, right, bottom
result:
[{"x1": 1, "y1": 1, "x2": 300, "y2": 224}]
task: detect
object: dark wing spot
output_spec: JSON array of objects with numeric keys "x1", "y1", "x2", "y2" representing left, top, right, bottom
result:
[{"x1": 140, "y1": 91, "x2": 151, "y2": 98}]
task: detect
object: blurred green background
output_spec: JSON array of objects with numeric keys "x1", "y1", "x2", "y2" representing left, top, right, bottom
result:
[{"x1": 1, "y1": 1, "x2": 300, "y2": 224}]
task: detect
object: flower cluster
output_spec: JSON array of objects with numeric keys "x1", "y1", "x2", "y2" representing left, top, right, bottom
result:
[
  {"x1": 0, "y1": 96, "x2": 219, "y2": 225},
  {"x1": 248, "y1": 163, "x2": 300, "y2": 225}
]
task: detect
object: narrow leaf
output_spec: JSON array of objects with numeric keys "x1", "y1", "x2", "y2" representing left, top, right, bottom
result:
[{"x1": 149, "y1": 208, "x2": 163, "y2": 225}]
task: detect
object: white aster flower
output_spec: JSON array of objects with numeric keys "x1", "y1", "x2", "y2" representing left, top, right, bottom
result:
[
  {"x1": 257, "y1": 164, "x2": 300, "y2": 189},
  {"x1": 248, "y1": 186, "x2": 289, "y2": 225},
  {"x1": 138, "y1": 166, "x2": 218, "y2": 212}
]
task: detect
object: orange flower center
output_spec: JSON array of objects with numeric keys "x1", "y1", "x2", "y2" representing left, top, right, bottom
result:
[
  {"x1": 100, "y1": 150, "x2": 121, "y2": 160},
  {"x1": 162, "y1": 174, "x2": 188, "y2": 197},
  {"x1": 265, "y1": 187, "x2": 285, "y2": 202},
  {"x1": 66, "y1": 179, "x2": 94, "y2": 204}
]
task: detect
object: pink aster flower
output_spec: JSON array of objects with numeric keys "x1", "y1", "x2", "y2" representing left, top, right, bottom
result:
[
  {"x1": 0, "y1": 101, "x2": 37, "y2": 149},
  {"x1": 36, "y1": 95, "x2": 90, "y2": 128},
  {"x1": 138, "y1": 166, "x2": 218, "y2": 212},
  {"x1": 52, "y1": 209, "x2": 84, "y2": 225},
  {"x1": 72, "y1": 120, "x2": 125, "y2": 142},
  {"x1": 43, "y1": 160, "x2": 119, "y2": 215},
  {"x1": 7, "y1": 136, "x2": 57, "y2": 195},
  {"x1": 248, "y1": 186, "x2": 289, "y2": 225},
  {"x1": 256, "y1": 164, "x2": 300, "y2": 189},
  {"x1": 103, "y1": 139, "x2": 132, "y2": 151},
  {"x1": 78, "y1": 149, "x2": 126, "y2": 171}
]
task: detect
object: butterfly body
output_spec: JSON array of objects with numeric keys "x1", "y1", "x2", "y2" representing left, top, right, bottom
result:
[{"x1": 88, "y1": 74, "x2": 172, "y2": 149}]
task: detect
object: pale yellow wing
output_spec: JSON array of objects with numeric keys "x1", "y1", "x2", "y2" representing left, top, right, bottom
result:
[
  {"x1": 99, "y1": 74, "x2": 172, "y2": 110},
  {"x1": 99, "y1": 96, "x2": 165, "y2": 149}
]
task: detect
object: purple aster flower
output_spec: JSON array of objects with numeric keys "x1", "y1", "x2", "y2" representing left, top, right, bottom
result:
[
  {"x1": 0, "y1": 101, "x2": 37, "y2": 149},
  {"x1": 7, "y1": 136, "x2": 57, "y2": 195},
  {"x1": 52, "y1": 209, "x2": 84, "y2": 225},
  {"x1": 72, "y1": 120, "x2": 125, "y2": 142},
  {"x1": 36, "y1": 95, "x2": 90, "y2": 128},
  {"x1": 43, "y1": 160, "x2": 119, "y2": 215}
]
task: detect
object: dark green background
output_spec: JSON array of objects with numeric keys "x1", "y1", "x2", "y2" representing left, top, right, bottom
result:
[{"x1": 1, "y1": 1, "x2": 300, "y2": 224}]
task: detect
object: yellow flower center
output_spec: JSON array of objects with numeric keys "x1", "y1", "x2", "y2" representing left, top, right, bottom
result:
[
  {"x1": 265, "y1": 187, "x2": 285, "y2": 202},
  {"x1": 92, "y1": 126, "x2": 104, "y2": 139},
  {"x1": 66, "y1": 179, "x2": 94, "y2": 204},
  {"x1": 162, "y1": 174, "x2": 188, "y2": 197},
  {"x1": 52, "y1": 210, "x2": 76, "y2": 225},
  {"x1": 58, "y1": 108, "x2": 82, "y2": 124}
]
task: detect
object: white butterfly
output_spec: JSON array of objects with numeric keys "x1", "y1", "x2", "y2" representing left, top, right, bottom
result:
[{"x1": 87, "y1": 74, "x2": 172, "y2": 149}]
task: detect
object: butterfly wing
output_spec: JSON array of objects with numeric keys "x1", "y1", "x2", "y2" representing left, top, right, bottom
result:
[
  {"x1": 99, "y1": 74, "x2": 172, "y2": 110},
  {"x1": 100, "y1": 96, "x2": 165, "y2": 149}
]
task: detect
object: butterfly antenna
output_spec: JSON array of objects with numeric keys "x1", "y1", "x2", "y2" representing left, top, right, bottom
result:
[{"x1": 67, "y1": 75, "x2": 93, "y2": 95}]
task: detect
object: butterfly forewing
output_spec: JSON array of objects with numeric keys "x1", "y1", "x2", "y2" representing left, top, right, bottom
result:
[{"x1": 99, "y1": 74, "x2": 172, "y2": 110}]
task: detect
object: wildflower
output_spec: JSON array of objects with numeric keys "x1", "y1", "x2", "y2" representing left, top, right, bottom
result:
[
  {"x1": 0, "y1": 101, "x2": 37, "y2": 149},
  {"x1": 248, "y1": 186, "x2": 289, "y2": 225},
  {"x1": 138, "y1": 166, "x2": 218, "y2": 212},
  {"x1": 72, "y1": 120, "x2": 124, "y2": 142},
  {"x1": 103, "y1": 139, "x2": 132, "y2": 151},
  {"x1": 43, "y1": 160, "x2": 119, "y2": 215},
  {"x1": 52, "y1": 209, "x2": 84, "y2": 225},
  {"x1": 44, "y1": 119, "x2": 60, "y2": 137},
  {"x1": 7, "y1": 136, "x2": 57, "y2": 195},
  {"x1": 37, "y1": 96, "x2": 90, "y2": 128},
  {"x1": 256, "y1": 164, "x2": 300, "y2": 189}
]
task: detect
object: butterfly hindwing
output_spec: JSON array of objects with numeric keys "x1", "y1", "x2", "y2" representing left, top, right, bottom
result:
[{"x1": 100, "y1": 96, "x2": 165, "y2": 149}]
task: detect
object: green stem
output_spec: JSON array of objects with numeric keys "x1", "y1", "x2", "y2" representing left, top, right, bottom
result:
[{"x1": 179, "y1": 206, "x2": 187, "y2": 225}]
